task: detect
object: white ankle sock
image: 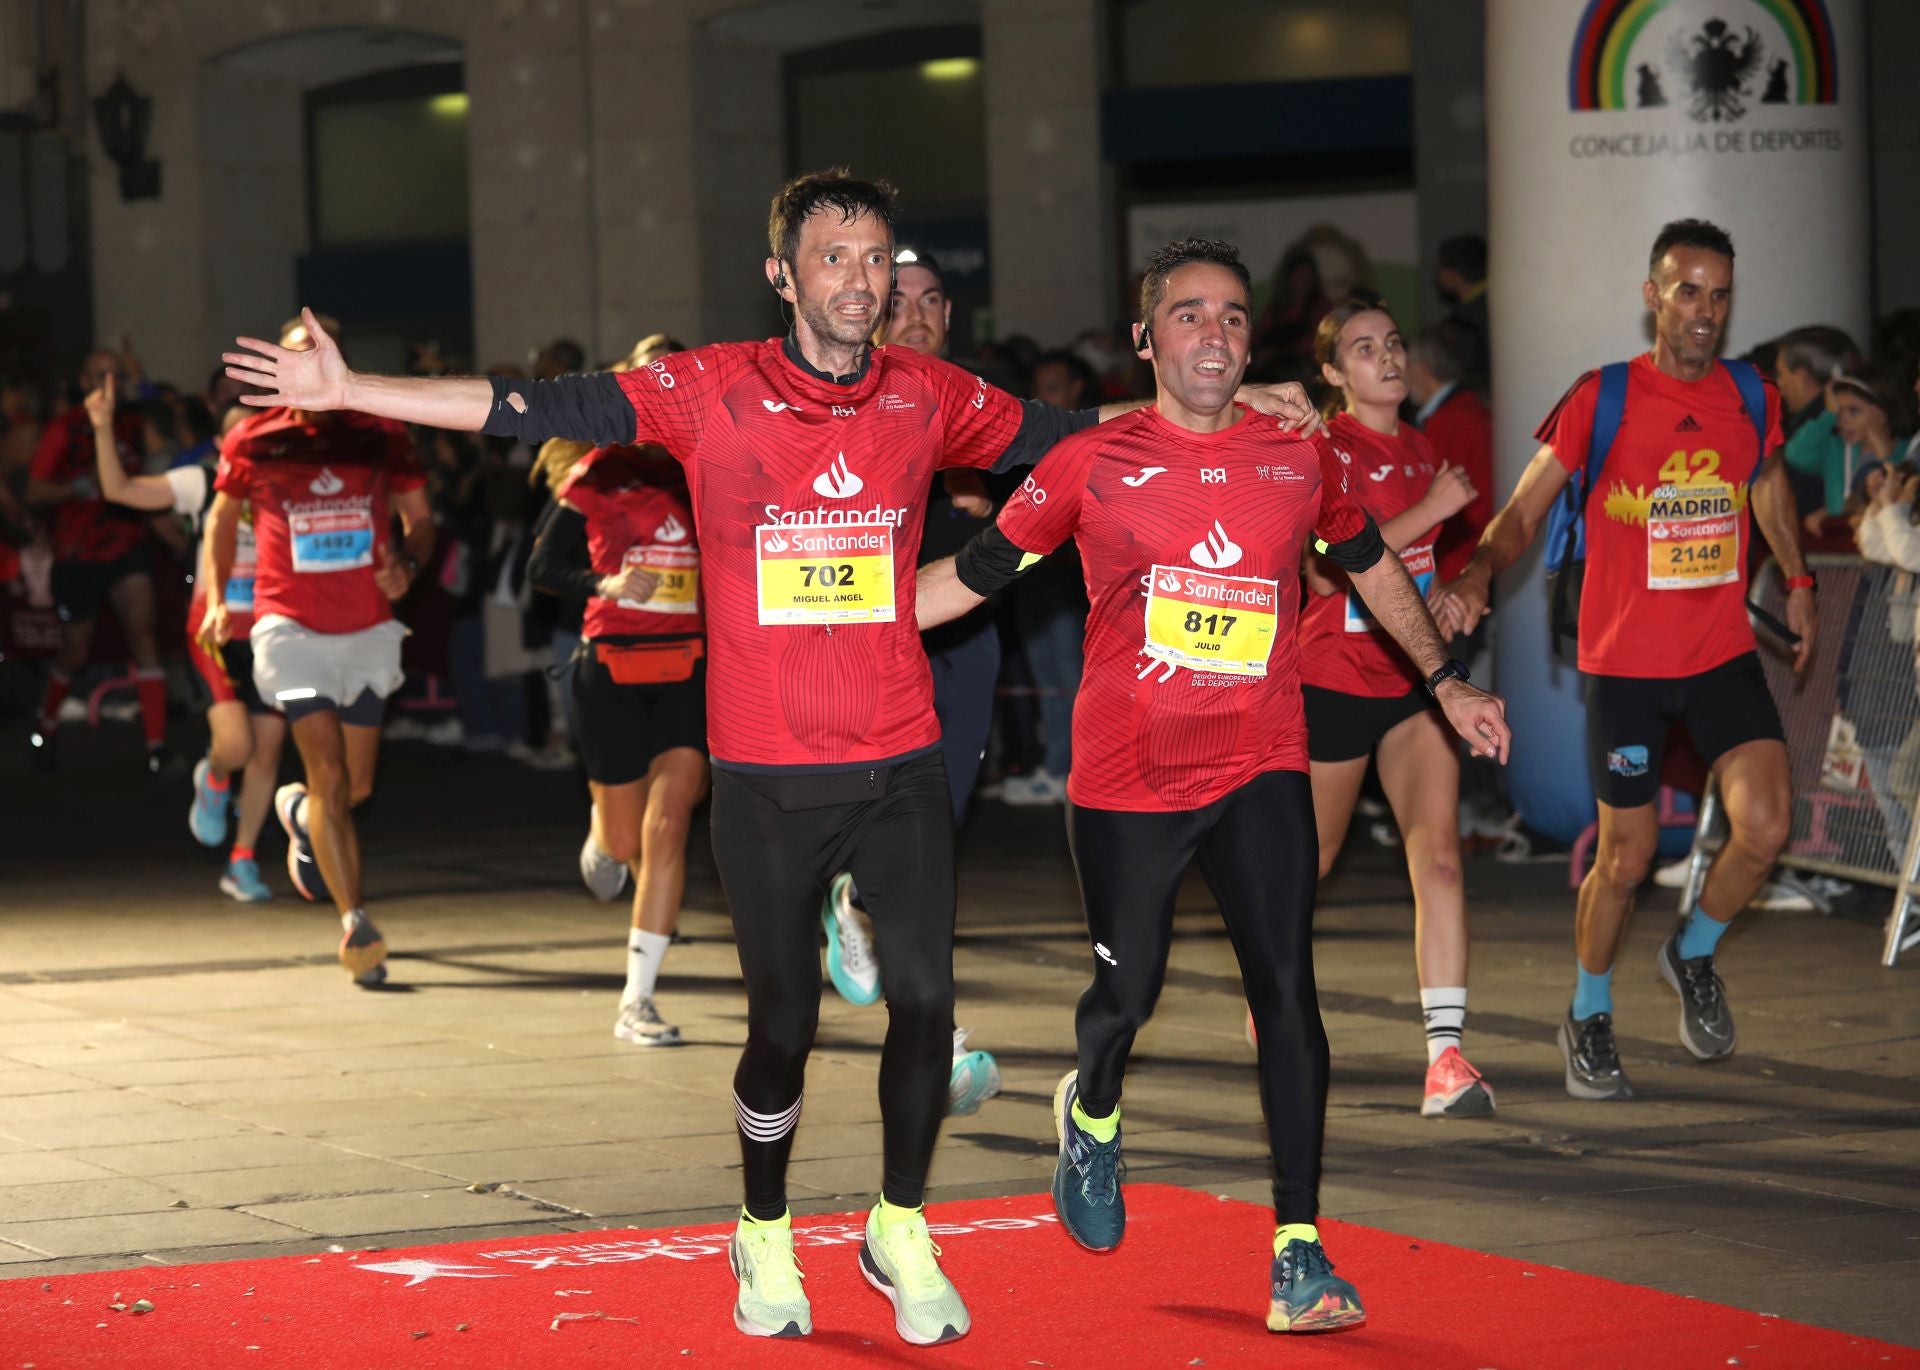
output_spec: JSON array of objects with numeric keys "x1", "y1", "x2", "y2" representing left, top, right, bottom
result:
[
  {"x1": 1420, "y1": 986, "x2": 1468, "y2": 1064},
  {"x1": 625, "y1": 929, "x2": 672, "y2": 1003}
]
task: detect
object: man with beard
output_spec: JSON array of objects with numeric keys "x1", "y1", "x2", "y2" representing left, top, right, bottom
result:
[
  {"x1": 223, "y1": 170, "x2": 1323, "y2": 1347},
  {"x1": 1431, "y1": 219, "x2": 1815, "y2": 1100}
]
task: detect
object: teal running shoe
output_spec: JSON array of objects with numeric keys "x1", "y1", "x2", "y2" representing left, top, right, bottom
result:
[
  {"x1": 188, "y1": 759, "x2": 229, "y2": 848},
  {"x1": 1268, "y1": 1233, "x2": 1366, "y2": 1332},
  {"x1": 219, "y1": 857, "x2": 272, "y2": 903},
  {"x1": 859, "y1": 1204, "x2": 969, "y2": 1345},
  {"x1": 822, "y1": 872, "x2": 881, "y2": 1005},
  {"x1": 948, "y1": 1028, "x2": 1001, "y2": 1116},
  {"x1": 1051, "y1": 1069, "x2": 1125, "y2": 1250}
]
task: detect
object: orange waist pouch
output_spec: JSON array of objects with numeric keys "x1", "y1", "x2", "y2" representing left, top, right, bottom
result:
[{"x1": 595, "y1": 639, "x2": 704, "y2": 685}]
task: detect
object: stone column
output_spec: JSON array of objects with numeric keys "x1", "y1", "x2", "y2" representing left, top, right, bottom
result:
[
  {"x1": 1486, "y1": 0, "x2": 1869, "y2": 841},
  {"x1": 981, "y1": 0, "x2": 1110, "y2": 344}
]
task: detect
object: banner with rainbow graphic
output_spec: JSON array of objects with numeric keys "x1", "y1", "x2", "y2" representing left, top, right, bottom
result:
[{"x1": 1567, "y1": 0, "x2": 1836, "y2": 121}]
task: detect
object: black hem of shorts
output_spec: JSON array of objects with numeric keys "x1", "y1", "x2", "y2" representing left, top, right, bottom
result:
[
  {"x1": 1301, "y1": 684, "x2": 1433, "y2": 763},
  {"x1": 708, "y1": 740, "x2": 943, "y2": 777}
]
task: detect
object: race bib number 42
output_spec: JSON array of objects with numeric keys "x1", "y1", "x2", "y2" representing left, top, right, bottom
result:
[
  {"x1": 290, "y1": 509, "x2": 373, "y2": 573},
  {"x1": 620, "y1": 544, "x2": 699, "y2": 615},
  {"x1": 755, "y1": 523, "x2": 896, "y2": 625},
  {"x1": 1143, "y1": 564, "x2": 1280, "y2": 676}
]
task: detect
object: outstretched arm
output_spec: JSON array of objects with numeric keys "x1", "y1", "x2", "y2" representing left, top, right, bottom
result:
[
  {"x1": 85, "y1": 374, "x2": 175, "y2": 512},
  {"x1": 1349, "y1": 553, "x2": 1510, "y2": 763},
  {"x1": 1428, "y1": 443, "x2": 1571, "y2": 637},
  {"x1": 916, "y1": 555, "x2": 988, "y2": 630},
  {"x1": 223, "y1": 307, "x2": 634, "y2": 446},
  {"x1": 1748, "y1": 449, "x2": 1816, "y2": 672}
]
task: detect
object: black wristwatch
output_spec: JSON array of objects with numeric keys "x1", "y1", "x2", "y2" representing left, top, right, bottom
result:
[{"x1": 1424, "y1": 659, "x2": 1471, "y2": 697}]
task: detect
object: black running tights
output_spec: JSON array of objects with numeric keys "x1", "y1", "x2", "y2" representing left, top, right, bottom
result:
[
  {"x1": 1066, "y1": 768, "x2": 1328, "y2": 1224},
  {"x1": 711, "y1": 753, "x2": 955, "y2": 1219}
]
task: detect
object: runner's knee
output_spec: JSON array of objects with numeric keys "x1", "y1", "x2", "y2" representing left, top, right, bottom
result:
[
  {"x1": 641, "y1": 801, "x2": 692, "y2": 859},
  {"x1": 1728, "y1": 797, "x2": 1790, "y2": 862}
]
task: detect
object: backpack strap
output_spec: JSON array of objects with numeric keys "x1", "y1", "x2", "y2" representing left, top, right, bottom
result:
[
  {"x1": 1721, "y1": 357, "x2": 1770, "y2": 485},
  {"x1": 1585, "y1": 361, "x2": 1631, "y2": 492}
]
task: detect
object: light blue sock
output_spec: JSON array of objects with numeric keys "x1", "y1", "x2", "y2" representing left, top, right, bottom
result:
[
  {"x1": 1676, "y1": 908, "x2": 1731, "y2": 959},
  {"x1": 1572, "y1": 962, "x2": 1613, "y2": 1020}
]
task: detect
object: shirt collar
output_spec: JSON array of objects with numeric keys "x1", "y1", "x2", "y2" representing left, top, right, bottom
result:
[
  {"x1": 1415, "y1": 381, "x2": 1458, "y2": 427},
  {"x1": 782, "y1": 330, "x2": 870, "y2": 387}
]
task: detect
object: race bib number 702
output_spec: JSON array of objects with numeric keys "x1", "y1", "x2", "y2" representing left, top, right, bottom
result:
[{"x1": 755, "y1": 523, "x2": 896, "y2": 625}]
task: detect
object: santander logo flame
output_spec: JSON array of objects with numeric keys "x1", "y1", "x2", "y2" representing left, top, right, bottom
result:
[
  {"x1": 309, "y1": 467, "x2": 345, "y2": 497},
  {"x1": 1188, "y1": 520, "x2": 1243, "y2": 570},
  {"x1": 657, "y1": 514, "x2": 688, "y2": 543},
  {"x1": 1156, "y1": 569, "x2": 1183, "y2": 592},
  {"x1": 761, "y1": 530, "x2": 790, "y2": 553},
  {"x1": 812, "y1": 453, "x2": 864, "y2": 500}
]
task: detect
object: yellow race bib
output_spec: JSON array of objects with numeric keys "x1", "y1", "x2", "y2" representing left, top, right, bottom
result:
[
  {"x1": 620, "y1": 544, "x2": 699, "y2": 615},
  {"x1": 1143, "y1": 564, "x2": 1280, "y2": 676},
  {"x1": 1646, "y1": 483, "x2": 1739, "y2": 589},
  {"x1": 755, "y1": 523, "x2": 896, "y2": 625}
]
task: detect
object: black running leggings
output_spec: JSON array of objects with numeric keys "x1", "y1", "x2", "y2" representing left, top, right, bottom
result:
[
  {"x1": 711, "y1": 752, "x2": 955, "y2": 1219},
  {"x1": 1067, "y1": 768, "x2": 1328, "y2": 1225}
]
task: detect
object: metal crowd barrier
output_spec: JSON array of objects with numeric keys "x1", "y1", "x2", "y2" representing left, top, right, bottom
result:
[{"x1": 1680, "y1": 556, "x2": 1920, "y2": 965}]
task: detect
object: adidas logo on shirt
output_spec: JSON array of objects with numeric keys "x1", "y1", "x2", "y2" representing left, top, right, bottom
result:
[{"x1": 1675, "y1": 414, "x2": 1703, "y2": 433}]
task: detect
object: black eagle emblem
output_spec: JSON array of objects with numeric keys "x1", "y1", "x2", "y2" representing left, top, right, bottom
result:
[{"x1": 1669, "y1": 18, "x2": 1765, "y2": 123}]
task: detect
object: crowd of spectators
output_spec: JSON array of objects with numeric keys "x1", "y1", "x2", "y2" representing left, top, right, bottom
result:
[{"x1": 3, "y1": 239, "x2": 1916, "y2": 863}]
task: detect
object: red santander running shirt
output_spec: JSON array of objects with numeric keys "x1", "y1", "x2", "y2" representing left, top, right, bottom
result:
[
  {"x1": 29, "y1": 406, "x2": 150, "y2": 562},
  {"x1": 1538, "y1": 354, "x2": 1783, "y2": 678},
  {"x1": 215, "y1": 408, "x2": 423, "y2": 637},
  {"x1": 1298, "y1": 412, "x2": 1438, "y2": 699},
  {"x1": 995, "y1": 405, "x2": 1369, "y2": 812},
  {"x1": 558, "y1": 445, "x2": 703, "y2": 640},
  {"x1": 612, "y1": 340, "x2": 1023, "y2": 771}
]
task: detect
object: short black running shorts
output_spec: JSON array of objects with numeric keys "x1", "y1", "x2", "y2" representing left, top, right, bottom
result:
[
  {"x1": 52, "y1": 544, "x2": 153, "y2": 624},
  {"x1": 1584, "y1": 651, "x2": 1784, "y2": 809},
  {"x1": 573, "y1": 635, "x2": 708, "y2": 786},
  {"x1": 1301, "y1": 684, "x2": 1435, "y2": 763}
]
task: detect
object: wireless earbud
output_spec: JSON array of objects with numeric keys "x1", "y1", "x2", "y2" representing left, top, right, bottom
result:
[{"x1": 1135, "y1": 325, "x2": 1153, "y2": 355}]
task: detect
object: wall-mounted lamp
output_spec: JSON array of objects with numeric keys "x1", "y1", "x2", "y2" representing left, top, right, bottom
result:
[{"x1": 92, "y1": 74, "x2": 161, "y2": 201}]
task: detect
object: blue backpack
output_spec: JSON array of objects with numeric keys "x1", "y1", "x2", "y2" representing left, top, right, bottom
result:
[{"x1": 1544, "y1": 358, "x2": 1769, "y2": 659}]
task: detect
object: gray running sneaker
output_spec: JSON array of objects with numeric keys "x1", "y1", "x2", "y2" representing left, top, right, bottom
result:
[
  {"x1": 579, "y1": 827, "x2": 630, "y2": 902},
  {"x1": 1656, "y1": 926, "x2": 1736, "y2": 1060},
  {"x1": 1559, "y1": 1009, "x2": 1633, "y2": 1100},
  {"x1": 613, "y1": 996, "x2": 682, "y2": 1047}
]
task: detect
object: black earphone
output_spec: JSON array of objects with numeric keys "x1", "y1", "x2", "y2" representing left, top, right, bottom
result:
[
  {"x1": 772, "y1": 270, "x2": 788, "y2": 291},
  {"x1": 1135, "y1": 324, "x2": 1153, "y2": 354}
]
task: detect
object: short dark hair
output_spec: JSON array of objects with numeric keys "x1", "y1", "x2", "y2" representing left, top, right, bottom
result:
[
  {"x1": 893, "y1": 250, "x2": 943, "y2": 287},
  {"x1": 1775, "y1": 324, "x2": 1860, "y2": 381},
  {"x1": 546, "y1": 338, "x2": 586, "y2": 374},
  {"x1": 1031, "y1": 348, "x2": 1098, "y2": 399},
  {"x1": 1649, "y1": 218, "x2": 1734, "y2": 275},
  {"x1": 1436, "y1": 234, "x2": 1487, "y2": 282},
  {"x1": 768, "y1": 168, "x2": 898, "y2": 265},
  {"x1": 1407, "y1": 317, "x2": 1478, "y2": 386},
  {"x1": 1138, "y1": 238, "x2": 1253, "y2": 325}
]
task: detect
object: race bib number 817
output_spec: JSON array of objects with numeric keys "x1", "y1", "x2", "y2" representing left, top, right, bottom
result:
[{"x1": 1143, "y1": 564, "x2": 1279, "y2": 676}]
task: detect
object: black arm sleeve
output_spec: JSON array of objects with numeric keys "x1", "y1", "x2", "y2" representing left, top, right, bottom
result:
[
  {"x1": 989, "y1": 400, "x2": 1102, "y2": 474},
  {"x1": 527, "y1": 502, "x2": 601, "y2": 603},
  {"x1": 954, "y1": 524, "x2": 1043, "y2": 597},
  {"x1": 1315, "y1": 513, "x2": 1387, "y2": 574},
  {"x1": 479, "y1": 373, "x2": 637, "y2": 448}
]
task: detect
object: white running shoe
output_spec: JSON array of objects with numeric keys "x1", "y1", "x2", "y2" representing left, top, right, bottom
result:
[
  {"x1": 613, "y1": 995, "x2": 682, "y2": 1047},
  {"x1": 1001, "y1": 769, "x2": 1067, "y2": 807},
  {"x1": 822, "y1": 873, "x2": 882, "y2": 1006},
  {"x1": 1652, "y1": 858, "x2": 1692, "y2": 890},
  {"x1": 580, "y1": 820, "x2": 630, "y2": 902}
]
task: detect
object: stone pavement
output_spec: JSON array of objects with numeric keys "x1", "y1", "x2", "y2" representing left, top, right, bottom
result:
[{"x1": 2, "y1": 726, "x2": 1916, "y2": 1347}]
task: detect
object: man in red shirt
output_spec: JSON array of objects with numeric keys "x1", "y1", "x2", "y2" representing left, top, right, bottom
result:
[
  {"x1": 916, "y1": 239, "x2": 1509, "y2": 1334},
  {"x1": 224, "y1": 172, "x2": 1328, "y2": 1347},
  {"x1": 25, "y1": 348, "x2": 169, "y2": 769},
  {"x1": 1434, "y1": 220, "x2": 1816, "y2": 1100},
  {"x1": 203, "y1": 316, "x2": 434, "y2": 990},
  {"x1": 1407, "y1": 319, "x2": 1495, "y2": 584}
]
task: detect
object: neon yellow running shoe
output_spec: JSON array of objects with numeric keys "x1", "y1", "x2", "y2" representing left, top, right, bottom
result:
[
  {"x1": 858, "y1": 1203, "x2": 970, "y2": 1345},
  {"x1": 729, "y1": 1212, "x2": 810, "y2": 1338}
]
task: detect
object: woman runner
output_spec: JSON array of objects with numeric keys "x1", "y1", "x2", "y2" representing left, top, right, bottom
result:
[{"x1": 1298, "y1": 297, "x2": 1493, "y2": 1118}]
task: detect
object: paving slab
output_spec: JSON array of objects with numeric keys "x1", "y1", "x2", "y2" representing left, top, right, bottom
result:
[{"x1": 0, "y1": 730, "x2": 1913, "y2": 1348}]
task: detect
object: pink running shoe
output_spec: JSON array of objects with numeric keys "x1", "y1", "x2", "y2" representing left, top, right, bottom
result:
[{"x1": 1421, "y1": 1046, "x2": 1495, "y2": 1118}]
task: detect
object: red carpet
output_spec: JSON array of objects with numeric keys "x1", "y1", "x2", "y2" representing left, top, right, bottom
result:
[{"x1": 3, "y1": 1184, "x2": 1912, "y2": 1368}]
